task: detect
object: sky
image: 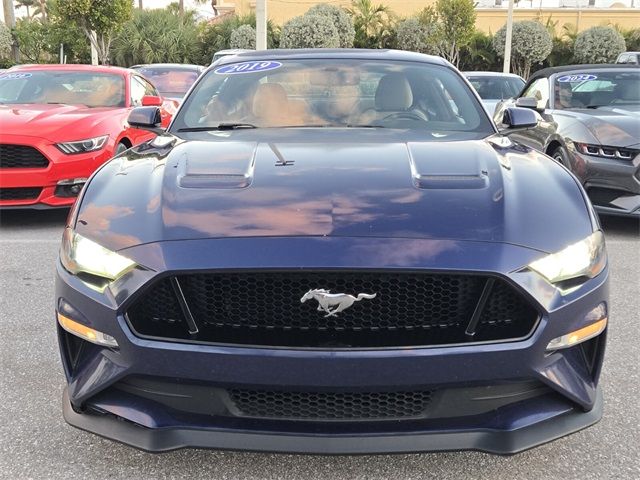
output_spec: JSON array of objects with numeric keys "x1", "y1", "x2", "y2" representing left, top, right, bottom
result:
[
  {"x1": 3, "y1": 0, "x2": 638, "y2": 23},
  {"x1": 3, "y1": 0, "x2": 218, "y2": 22}
]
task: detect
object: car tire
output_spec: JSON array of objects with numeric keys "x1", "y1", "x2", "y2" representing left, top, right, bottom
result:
[
  {"x1": 551, "y1": 145, "x2": 572, "y2": 170},
  {"x1": 115, "y1": 142, "x2": 128, "y2": 156}
]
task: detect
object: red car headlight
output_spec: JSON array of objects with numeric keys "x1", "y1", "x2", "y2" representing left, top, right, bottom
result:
[{"x1": 56, "y1": 135, "x2": 109, "y2": 154}]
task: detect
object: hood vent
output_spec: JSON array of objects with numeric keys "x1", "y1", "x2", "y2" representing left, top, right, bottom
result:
[
  {"x1": 408, "y1": 142, "x2": 489, "y2": 190},
  {"x1": 177, "y1": 141, "x2": 256, "y2": 189}
]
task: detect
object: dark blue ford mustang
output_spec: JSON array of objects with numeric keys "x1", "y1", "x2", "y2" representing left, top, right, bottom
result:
[{"x1": 56, "y1": 50, "x2": 609, "y2": 454}]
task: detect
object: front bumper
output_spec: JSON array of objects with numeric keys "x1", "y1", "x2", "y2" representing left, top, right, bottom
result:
[
  {"x1": 63, "y1": 386, "x2": 603, "y2": 454},
  {"x1": 568, "y1": 147, "x2": 640, "y2": 217},
  {"x1": 0, "y1": 134, "x2": 114, "y2": 208},
  {"x1": 56, "y1": 237, "x2": 609, "y2": 454}
]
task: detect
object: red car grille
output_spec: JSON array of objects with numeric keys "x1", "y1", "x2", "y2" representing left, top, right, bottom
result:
[
  {"x1": 0, "y1": 145, "x2": 50, "y2": 169},
  {"x1": 0, "y1": 187, "x2": 43, "y2": 201}
]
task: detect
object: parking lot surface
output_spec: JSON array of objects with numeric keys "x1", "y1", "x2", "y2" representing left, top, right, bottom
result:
[{"x1": 1, "y1": 210, "x2": 638, "y2": 480}]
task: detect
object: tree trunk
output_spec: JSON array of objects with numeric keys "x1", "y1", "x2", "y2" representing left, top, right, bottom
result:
[
  {"x1": 179, "y1": 0, "x2": 184, "y2": 15},
  {"x1": 139, "y1": 0, "x2": 143, "y2": 8}
]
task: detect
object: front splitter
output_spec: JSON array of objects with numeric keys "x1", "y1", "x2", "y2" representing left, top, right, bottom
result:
[{"x1": 62, "y1": 386, "x2": 603, "y2": 455}]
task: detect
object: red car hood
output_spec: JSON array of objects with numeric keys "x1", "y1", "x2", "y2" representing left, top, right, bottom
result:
[{"x1": 0, "y1": 103, "x2": 126, "y2": 142}]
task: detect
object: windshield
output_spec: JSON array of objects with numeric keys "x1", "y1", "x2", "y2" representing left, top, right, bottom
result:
[
  {"x1": 173, "y1": 59, "x2": 492, "y2": 135},
  {"x1": 553, "y1": 71, "x2": 640, "y2": 109},
  {"x1": 134, "y1": 67, "x2": 200, "y2": 98},
  {"x1": 0, "y1": 71, "x2": 125, "y2": 107},
  {"x1": 466, "y1": 75, "x2": 524, "y2": 100}
]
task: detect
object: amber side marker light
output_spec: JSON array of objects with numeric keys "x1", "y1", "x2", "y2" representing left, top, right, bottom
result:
[
  {"x1": 546, "y1": 303, "x2": 607, "y2": 351},
  {"x1": 57, "y1": 312, "x2": 119, "y2": 348}
]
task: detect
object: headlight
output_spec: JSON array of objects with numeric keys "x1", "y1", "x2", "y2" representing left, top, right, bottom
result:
[
  {"x1": 60, "y1": 229, "x2": 136, "y2": 281},
  {"x1": 528, "y1": 231, "x2": 606, "y2": 284},
  {"x1": 574, "y1": 142, "x2": 638, "y2": 160},
  {"x1": 57, "y1": 135, "x2": 109, "y2": 154}
]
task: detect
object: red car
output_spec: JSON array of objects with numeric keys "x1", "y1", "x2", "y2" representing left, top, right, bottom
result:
[{"x1": 0, "y1": 64, "x2": 176, "y2": 208}]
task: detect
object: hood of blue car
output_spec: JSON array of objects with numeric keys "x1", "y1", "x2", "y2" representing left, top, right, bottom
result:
[{"x1": 75, "y1": 129, "x2": 593, "y2": 254}]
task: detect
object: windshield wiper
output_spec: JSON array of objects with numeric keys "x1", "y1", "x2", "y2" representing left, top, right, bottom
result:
[
  {"x1": 585, "y1": 105, "x2": 606, "y2": 109},
  {"x1": 268, "y1": 124, "x2": 388, "y2": 129},
  {"x1": 45, "y1": 101, "x2": 89, "y2": 107},
  {"x1": 178, "y1": 122, "x2": 257, "y2": 132}
]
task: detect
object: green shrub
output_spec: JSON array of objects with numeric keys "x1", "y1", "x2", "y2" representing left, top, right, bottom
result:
[
  {"x1": 13, "y1": 19, "x2": 49, "y2": 63},
  {"x1": 395, "y1": 18, "x2": 437, "y2": 55},
  {"x1": 574, "y1": 26, "x2": 626, "y2": 64},
  {"x1": 280, "y1": 14, "x2": 340, "y2": 49},
  {"x1": 459, "y1": 30, "x2": 500, "y2": 71},
  {"x1": 111, "y1": 9, "x2": 199, "y2": 66},
  {"x1": 196, "y1": 14, "x2": 278, "y2": 65},
  {"x1": 306, "y1": 4, "x2": 355, "y2": 48},
  {"x1": 230, "y1": 24, "x2": 256, "y2": 49},
  {"x1": 621, "y1": 28, "x2": 640, "y2": 52},
  {"x1": 493, "y1": 21, "x2": 552, "y2": 78},
  {"x1": 0, "y1": 21, "x2": 12, "y2": 61}
]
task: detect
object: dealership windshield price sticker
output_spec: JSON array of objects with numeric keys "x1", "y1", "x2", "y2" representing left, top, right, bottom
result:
[
  {"x1": 557, "y1": 74, "x2": 598, "y2": 83},
  {"x1": 0, "y1": 72, "x2": 33, "y2": 80},
  {"x1": 214, "y1": 61, "x2": 283, "y2": 75}
]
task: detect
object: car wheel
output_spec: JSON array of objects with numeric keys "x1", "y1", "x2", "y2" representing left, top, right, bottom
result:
[
  {"x1": 115, "y1": 142, "x2": 128, "y2": 156},
  {"x1": 551, "y1": 145, "x2": 572, "y2": 170}
]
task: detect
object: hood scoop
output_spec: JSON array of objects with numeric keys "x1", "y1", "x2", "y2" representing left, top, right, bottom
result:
[
  {"x1": 408, "y1": 142, "x2": 489, "y2": 190},
  {"x1": 177, "y1": 141, "x2": 257, "y2": 189}
]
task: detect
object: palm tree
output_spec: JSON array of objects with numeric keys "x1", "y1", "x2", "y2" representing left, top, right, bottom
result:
[
  {"x1": 32, "y1": 0, "x2": 47, "y2": 20},
  {"x1": 180, "y1": 0, "x2": 219, "y2": 17},
  {"x1": 347, "y1": 0, "x2": 393, "y2": 48},
  {"x1": 14, "y1": 0, "x2": 37, "y2": 18}
]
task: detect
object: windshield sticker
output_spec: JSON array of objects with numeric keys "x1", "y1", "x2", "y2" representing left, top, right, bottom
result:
[
  {"x1": 557, "y1": 74, "x2": 597, "y2": 83},
  {"x1": 214, "y1": 61, "x2": 282, "y2": 75},
  {"x1": 0, "y1": 72, "x2": 33, "y2": 80}
]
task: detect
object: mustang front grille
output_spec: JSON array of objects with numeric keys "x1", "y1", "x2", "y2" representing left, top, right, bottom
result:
[
  {"x1": 0, "y1": 145, "x2": 49, "y2": 169},
  {"x1": 126, "y1": 271, "x2": 539, "y2": 348},
  {"x1": 0, "y1": 187, "x2": 43, "y2": 201}
]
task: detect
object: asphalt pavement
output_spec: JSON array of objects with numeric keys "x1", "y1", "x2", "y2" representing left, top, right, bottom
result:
[{"x1": 0, "y1": 209, "x2": 638, "y2": 480}]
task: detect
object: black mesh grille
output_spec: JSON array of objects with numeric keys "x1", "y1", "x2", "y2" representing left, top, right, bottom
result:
[
  {"x1": 229, "y1": 389, "x2": 433, "y2": 420},
  {"x1": 130, "y1": 278, "x2": 189, "y2": 339},
  {"x1": 0, "y1": 145, "x2": 49, "y2": 169},
  {"x1": 126, "y1": 271, "x2": 539, "y2": 348},
  {"x1": 475, "y1": 281, "x2": 539, "y2": 340},
  {"x1": 0, "y1": 187, "x2": 42, "y2": 201}
]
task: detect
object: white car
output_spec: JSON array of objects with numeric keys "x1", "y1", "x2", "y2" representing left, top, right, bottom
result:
[
  {"x1": 211, "y1": 49, "x2": 253, "y2": 65},
  {"x1": 464, "y1": 71, "x2": 525, "y2": 116},
  {"x1": 616, "y1": 52, "x2": 640, "y2": 65}
]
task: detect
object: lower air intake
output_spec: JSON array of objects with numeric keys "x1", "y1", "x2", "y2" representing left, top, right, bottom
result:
[{"x1": 229, "y1": 389, "x2": 433, "y2": 420}]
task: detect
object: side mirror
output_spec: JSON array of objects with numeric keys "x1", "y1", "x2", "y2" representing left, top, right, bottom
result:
[
  {"x1": 141, "y1": 95, "x2": 163, "y2": 107},
  {"x1": 128, "y1": 106, "x2": 163, "y2": 134},
  {"x1": 499, "y1": 107, "x2": 539, "y2": 132},
  {"x1": 515, "y1": 96, "x2": 545, "y2": 112}
]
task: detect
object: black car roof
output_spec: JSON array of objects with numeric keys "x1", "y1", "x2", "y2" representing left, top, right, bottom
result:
[
  {"x1": 529, "y1": 63, "x2": 639, "y2": 82},
  {"x1": 212, "y1": 49, "x2": 450, "y2": 67}
]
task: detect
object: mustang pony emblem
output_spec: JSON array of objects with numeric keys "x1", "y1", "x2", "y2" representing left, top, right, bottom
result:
[{"x1": 300, "y1": 289, "x2": 377, "y2": 317}]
